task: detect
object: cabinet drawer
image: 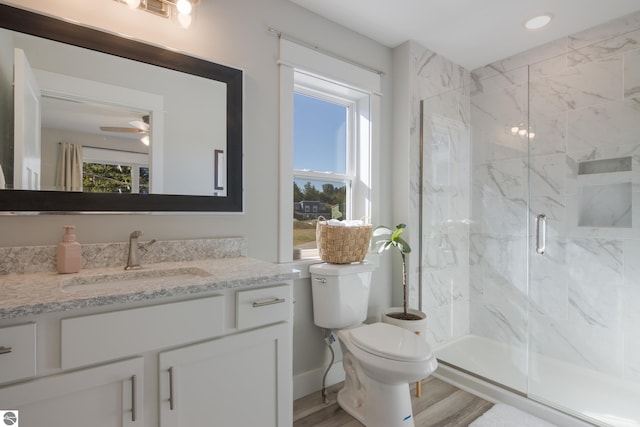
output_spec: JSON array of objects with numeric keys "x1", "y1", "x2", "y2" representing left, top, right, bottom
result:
[
  {"x1": 61, "y1": 295, "x2": 224, "y2": 369},
  {"x1": 0, "y1": 323, "x2": 36, "y2": 384},
  {"x1": 236, "y1": 285, "x2": 291, "y2": 330}
]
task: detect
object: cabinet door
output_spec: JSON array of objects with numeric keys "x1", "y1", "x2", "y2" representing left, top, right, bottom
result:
[
  {"x1": 0, "y1": 357, "x2": 143, "y2": 427},
  {"x1": 159, "y1": 323, "x2": 292, "y2": 427}
]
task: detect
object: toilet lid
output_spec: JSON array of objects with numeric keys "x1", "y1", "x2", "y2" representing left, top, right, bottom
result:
[{"x1": 349, "y1": 323, "x2": 432, "y2": 362}]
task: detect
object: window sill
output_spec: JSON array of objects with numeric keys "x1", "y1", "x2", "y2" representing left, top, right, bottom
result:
[{"x1": 282, "y1": 252, "x2": 380, "y2": 280}]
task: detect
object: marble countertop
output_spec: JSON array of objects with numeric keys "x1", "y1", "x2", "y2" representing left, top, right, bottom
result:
[{"x1": 0, "y1": 257, "x2": 297, "y2": 320}]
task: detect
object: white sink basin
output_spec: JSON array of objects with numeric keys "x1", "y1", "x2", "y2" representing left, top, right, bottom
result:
[{"x1": 60, "y1": 267, "x2": 211, "y2": 293}]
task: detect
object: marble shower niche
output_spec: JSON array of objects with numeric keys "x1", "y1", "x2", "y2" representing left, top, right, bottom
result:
[{"x1": 578, "y1": 157, "x2": 632, "y2": 228}]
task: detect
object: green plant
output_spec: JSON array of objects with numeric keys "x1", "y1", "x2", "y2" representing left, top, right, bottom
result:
[{"x1": 374, "y1": 223, "x2": 420, "y2": 320}]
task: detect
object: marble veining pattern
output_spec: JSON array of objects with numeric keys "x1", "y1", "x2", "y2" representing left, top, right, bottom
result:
[
  {"x1": 465, "y1": 10, "x2": 640, "y2": 388},
  {"x1": 411, "y1": 9, "x2": 640, "y2": 392},
  {"x1": 568, "y1": 11, "x2": 640, "y2": 52},
  {"x1": 625, "y1": 50, "x2": 640, "y2": 97},
  {"x1": 567, "y1": 27, "x2": 640, "y2": 67},
  {"x1": 530, "y1": 56, "x2": 623, "y2": 112},
  {"x1": 567, "y1": 99, "x2": 640, "y2": 158},
  {"x1": 408, "y1": 41, "x2": 471, "y2": 343}
]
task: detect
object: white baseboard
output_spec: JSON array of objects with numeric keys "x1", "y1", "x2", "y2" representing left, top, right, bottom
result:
[
  {"x1": 434, "y1": 364, "x2": 598, "y2": 427},
  {"x1": 293, "y1": 361, "x2": 345, "y2": 400}
]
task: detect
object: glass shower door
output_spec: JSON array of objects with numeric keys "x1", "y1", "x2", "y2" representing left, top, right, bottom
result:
[
  {"x1": 466, "y1": 64, "x2": 531, "y2": 393},
  {"x1": 422, "y1": 16, "x2": 640, "y2": 426},
  {"x1": 425, "y1": 63, "x2": 532, "y2": 394},
  {"x1": 527, "y1": 45, "x2": 640, "y2": 426}
]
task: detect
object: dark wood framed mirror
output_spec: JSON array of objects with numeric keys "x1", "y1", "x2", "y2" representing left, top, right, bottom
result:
[{"x1": 0, "y1": 3, "x2": 243, "y2": 213}]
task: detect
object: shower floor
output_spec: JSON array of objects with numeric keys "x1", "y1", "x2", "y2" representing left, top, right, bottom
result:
[{"x1": 435, "y1": 335, "x2": 640, "y2": 427}]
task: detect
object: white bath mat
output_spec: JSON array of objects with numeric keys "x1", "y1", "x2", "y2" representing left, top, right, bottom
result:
[{"x1": 470, "y1": 403, "x2": 557, "y2": 427}]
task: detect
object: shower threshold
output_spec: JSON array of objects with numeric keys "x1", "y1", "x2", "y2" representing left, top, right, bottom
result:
[{"x1": 435, "y1": 335, "x2": 640, "y2": 427}]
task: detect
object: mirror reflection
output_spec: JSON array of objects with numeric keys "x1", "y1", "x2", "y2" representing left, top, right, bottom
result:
[
  {"x1": 43, "y1": 98, "x2": 151, "y2": 194},
  {"x1": 2, "y1": 27, "x2": 227, "y2": 197},
  {"x1": 0, "y1": 4, "x2": 243, "y2": 212}
]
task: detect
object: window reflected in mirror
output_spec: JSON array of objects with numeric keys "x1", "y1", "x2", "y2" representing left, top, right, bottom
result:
[{"x1": 0, "y1": 3, "x2": 243, "y2": 212}]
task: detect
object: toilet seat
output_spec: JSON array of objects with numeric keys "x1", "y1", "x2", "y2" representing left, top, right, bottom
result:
[{"x1": 349, "y1": 322, "x2": 432, "y2": 362}]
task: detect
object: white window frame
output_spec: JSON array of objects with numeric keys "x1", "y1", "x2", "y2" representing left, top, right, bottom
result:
[
  {"x1": 278, "y1": 38, "x2": 381, "y2": 263},
  {"x1": 293, "y1": 83, "x2": 357, "y2": 222},
  {"x1": 83, "y1": 147, "x2": 149, "y2": 194}
]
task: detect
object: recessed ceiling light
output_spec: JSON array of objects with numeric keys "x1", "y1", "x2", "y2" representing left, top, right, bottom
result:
[{"x1": 524, "y1": 14, "x2": 552, "y2": 30}]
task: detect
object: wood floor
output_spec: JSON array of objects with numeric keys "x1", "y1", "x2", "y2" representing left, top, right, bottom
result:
[{"x1": 293, "y1": 376, "x2": 494, "y2": 427}]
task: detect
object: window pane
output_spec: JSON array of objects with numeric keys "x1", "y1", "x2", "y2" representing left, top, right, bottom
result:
[
  {"x1": 293, "y1": 178, "x2": 347, "y2": 253},
  {"x1": 139, "y1": 167, "x2": 149, "y2": 194},
  {"x1": 83, "y1": 163, "x2": 132, "y2": 193},
  {"x1": 294, "y1": 93, "x2": 347, "y2": 174}
]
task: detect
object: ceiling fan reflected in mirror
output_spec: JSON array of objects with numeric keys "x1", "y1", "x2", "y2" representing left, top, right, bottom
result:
[{"x1": 100, "y1": 115, "x2": 150, "y2": 145}]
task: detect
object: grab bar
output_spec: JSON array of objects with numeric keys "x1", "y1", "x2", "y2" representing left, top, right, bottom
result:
[{"x1": 536, "y1": 214, "x2": 546, "y2": 255}]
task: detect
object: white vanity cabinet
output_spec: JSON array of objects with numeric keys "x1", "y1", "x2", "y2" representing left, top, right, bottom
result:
[
  {"x1": 0, "y1": 282, "x2": 293, "y2": 427},
  {"x1": 0, "y1": 357, "x2": 144, "y2": 427},
  {"x1": 159, "y1": 284, "x2": 292, "y2": 427},
  {"x1": 159, "y1": 322, "x2": 290, "y2": 427}
]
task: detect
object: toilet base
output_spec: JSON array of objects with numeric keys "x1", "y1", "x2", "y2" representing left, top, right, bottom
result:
[{"x1": 337, "y1": 352, "x2": 415, "y2": 427}]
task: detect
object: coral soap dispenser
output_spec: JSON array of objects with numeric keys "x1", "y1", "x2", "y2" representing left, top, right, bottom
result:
[{"x1": 57, "y1": 225, "x2": 81, "y2": 274}]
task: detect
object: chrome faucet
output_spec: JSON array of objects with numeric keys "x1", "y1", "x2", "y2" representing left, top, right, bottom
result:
[{"x1": 125, "y1": 230, "x2": 157, "y2": 270}]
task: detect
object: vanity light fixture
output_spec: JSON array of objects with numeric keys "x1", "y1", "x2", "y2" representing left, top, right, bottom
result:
[
  {"x1": 524, "y1": 14, "x2": 552, "y2": 30},
  {"x1": 176, "y1": 0, "x2": 192, "y2": 15},
  {"x1": 114, "y1": 0, "x2": 200, "y2": 28}
]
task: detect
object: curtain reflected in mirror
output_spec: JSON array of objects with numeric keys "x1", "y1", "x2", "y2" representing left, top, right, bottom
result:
[
  {"x1": 56, "y1": 143, "x2": 82, "y2": 192},
  {"x1": 0, "y1": 4, "x2": 243, "y2": 212},
  {"x1": 3, "y1": 35, "x2": 227, "y2": 197}
]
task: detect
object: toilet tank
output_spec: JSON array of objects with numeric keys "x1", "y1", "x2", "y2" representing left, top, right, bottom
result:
[{"x1": 310, "y1": 262, "x2": 375, "y2": 329}]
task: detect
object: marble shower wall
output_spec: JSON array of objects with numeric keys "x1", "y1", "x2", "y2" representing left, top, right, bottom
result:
[
  {"x1": 470, "y1": 11, "x2": 640, "y2": 382},
  {"x1": 405, "y1": 41, "x2": 472, "y2": 347}
]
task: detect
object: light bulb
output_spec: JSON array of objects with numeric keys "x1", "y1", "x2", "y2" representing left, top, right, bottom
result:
[
  {"x1": 125, "y1": 0, "x2": 142, "y2": 9},
  {"x1": 518, "y1": 128, "x2": 527, "y2": 136},
  {"x1": 176, "y1": 0, "x2": 192, "y2": 15},
  {"x1": 528, "y1": 131, "x2": 536, "y2": 139},
  {"x1": 511, "y1": 126, "x2": 519, "y2": 135}
]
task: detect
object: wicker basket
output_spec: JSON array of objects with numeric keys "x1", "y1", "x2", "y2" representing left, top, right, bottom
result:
[{"x1": 316, "y1": 217, "x2": 372, "y2": 264}]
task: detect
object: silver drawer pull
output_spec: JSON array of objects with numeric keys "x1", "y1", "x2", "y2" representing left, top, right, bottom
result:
[
  {"x1": 252, "y1": 298, "x2": 285, "y2": 308},
  {"x1": 0, "y1": 346, "x2": 12, "y2": 355}
]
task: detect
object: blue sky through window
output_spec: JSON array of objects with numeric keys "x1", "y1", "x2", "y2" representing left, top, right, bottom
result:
[{"x1": 293, "y1": 92, "x2": 347, "y2": 174}]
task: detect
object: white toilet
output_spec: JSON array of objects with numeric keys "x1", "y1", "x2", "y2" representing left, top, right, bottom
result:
[{"x1": 310, "y1": 262, "x2": 438, "y2": 427}]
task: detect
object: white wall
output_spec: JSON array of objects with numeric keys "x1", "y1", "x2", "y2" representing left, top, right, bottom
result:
[
  {"x1": 0, "y1": 0, "x2": 393, "y2": 251},
  {"x1": 0, "y1": 0, "x2": 394, "y2": 399}
]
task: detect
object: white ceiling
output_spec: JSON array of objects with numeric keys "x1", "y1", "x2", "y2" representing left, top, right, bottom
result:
[
  {"x1": 42, "y1": 97, "x2": 146, "y2": 142},
  {"x1": 289, "y1": 0, "x2": 640, "y2": 70}
]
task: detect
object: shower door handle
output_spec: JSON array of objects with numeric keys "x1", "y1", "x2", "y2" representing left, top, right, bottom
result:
[{"x1": 536, "y1": 214, "x2": 546, "y2": 255}]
